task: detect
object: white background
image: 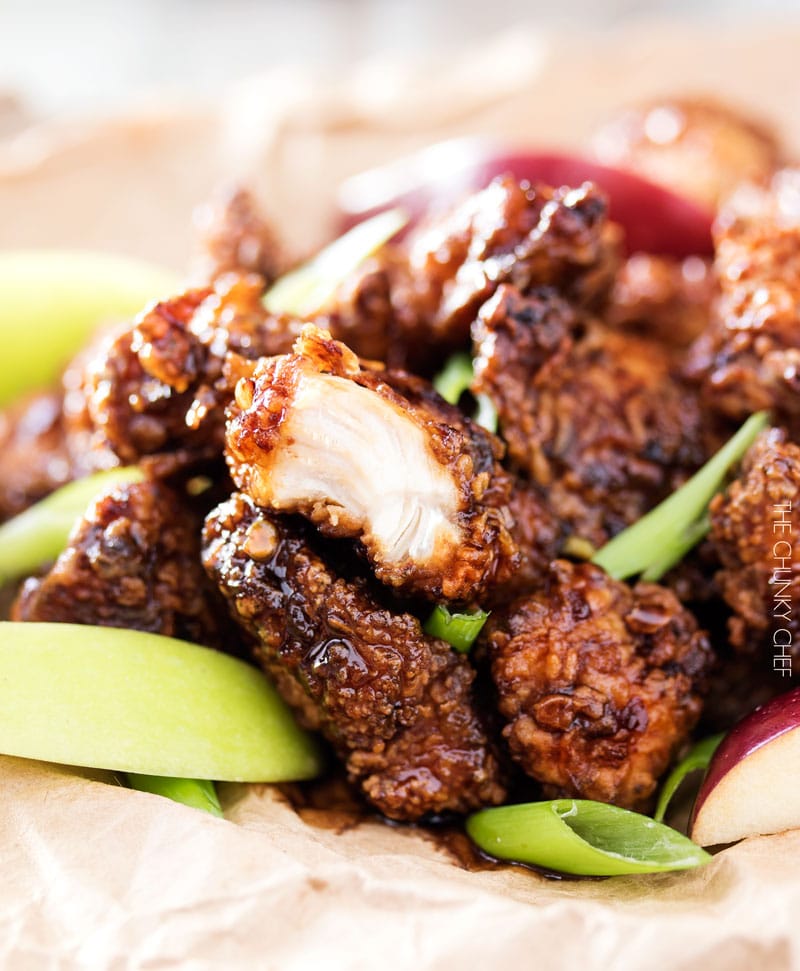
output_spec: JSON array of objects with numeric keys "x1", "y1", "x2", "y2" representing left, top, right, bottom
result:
[{"x1": 0, "y1": 0, "x2": 795, "y2": 118}]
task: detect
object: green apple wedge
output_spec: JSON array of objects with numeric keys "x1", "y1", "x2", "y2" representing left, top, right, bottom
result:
[
  {"x1": 0, "y1": 251, "x2": 179, "y2": 407},
  {"x1": 0, "y1": 622, "x2": 323, "y2": 782}
]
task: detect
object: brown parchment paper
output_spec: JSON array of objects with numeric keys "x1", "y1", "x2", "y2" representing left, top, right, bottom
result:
[{"x1": 1, "y1": 20, "x2": 800, "y2": 971}]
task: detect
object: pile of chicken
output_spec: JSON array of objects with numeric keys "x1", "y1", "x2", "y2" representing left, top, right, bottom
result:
[{"x1": 3, "y1": 98, "x2": 799, "y2": 822}]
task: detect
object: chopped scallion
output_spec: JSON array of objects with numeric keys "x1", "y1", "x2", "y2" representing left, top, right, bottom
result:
[
  {"x1": 654, "y1": 734, "x2": 723, "y2": 823},
  {"x1": 467, "y1": 799, "x2": 710, "y2": 876},
  {"x1": 424, "y1": 605, "x2": 489, "y2": 653},
  {"x1": 592, "y1": 411, "x2": 769, "y2": 581}
]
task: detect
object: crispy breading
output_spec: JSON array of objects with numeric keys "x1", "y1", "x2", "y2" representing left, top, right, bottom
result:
[
  {"x1": 607, "y1": 253, "x2": 714, "y2": 348},
  {"x1": 193, "y1": 187, "x2": 285, "y2": 285},
  {"x1": 202, "y1": 492, "x2": 506, "y2": 820},
  {"x1": 484, "y1": 560, "x2": 713, "y2": 810},
  {"x1": 69, "y1": 275, "x2": 301, "y2": 476},
  {"x1": 472, "y1": 284, "x2": 706, "y2": 546},
  {"x1": 0, "y1": 392, "x2": 75, "y2": 522},
  {"x1": 13, "y1": 480, "x2": 229, "y2": 648},
  {"x1": 688, "y1": 170, "x2": 800, "y2": 428},
  {"x1": 329, "y1": 176, "x2": 622, "y2": 373},
  {"x1": 709, "y1": 428, "x2": 800, "y2": 657}
]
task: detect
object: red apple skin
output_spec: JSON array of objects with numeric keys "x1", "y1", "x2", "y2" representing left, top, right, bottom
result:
[
  {"x1": 336, "y1": 139, "x2": 714, "y2": 258},
  {"x1": 690, "y1": 686, "x2": 800, "y2": 844}
]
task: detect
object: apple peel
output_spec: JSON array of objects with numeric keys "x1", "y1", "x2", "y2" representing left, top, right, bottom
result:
[
  {"x1": 336, "y1": 138, "x2": 714, "y2": 258},
  {"x1": 690, "y1": 688, "x2": 800, "y2": 846}
]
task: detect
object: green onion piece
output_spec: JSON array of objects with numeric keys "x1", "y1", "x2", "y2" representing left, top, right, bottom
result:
[
  {"x1": 592, "y1": 411, "x2": 769, "y2": 581},
  {"x1": 126, "y1": 774, "x2": 224, "y2": 818},
  {"x1": 654, "y1": 734, "x2": 724, "y2": 823},
  {"x1": 433, "y1": 352, "x2": 473, "y2": 404},
  {"x1": 0, "y1": 468, "x2": 145, "y2": 585},
  {"x1": 0, "y1": 251, "x2": 179, "y2": 407},
  {"x1": 640, "y1": 515, "x2": 711, "y2": 583},
  {"x1": 424, "y1": 605, "x2": 489, "y2": 653},
  {"x1": 474, "y1": 393, "x2": 498, "y2": 434},
  {"x1": 467, "y1": 799, "x2": 710, "y2": 876},
  {"x1": 0, "y1": 622, "x2": 323, "y2": 782},
  {"x1": 433, "y1": 352, "x2": 498, "y2": 433},
  {"x1": 562, "y1": 535, "x2": 598, "y2": 561},
  {"x1": 264, "y1": 209, "x2": 407, "y2": 316}
]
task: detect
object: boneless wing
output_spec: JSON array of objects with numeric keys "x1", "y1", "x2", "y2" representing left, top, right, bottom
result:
[
  {"x1": 202, "y1": 492, "x2": 506, "y2": 820},
  {"x1": 225, "y1": 324, "x2": 521, "y2": 602},
  {"x1": 472, "y1": 284, "x2": 706, "y2": 545},
  {"x1": 484, "y1": 560, "x2": 713, "y2": 810}
]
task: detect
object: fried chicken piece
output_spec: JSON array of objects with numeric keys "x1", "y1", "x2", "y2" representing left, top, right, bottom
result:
[
  {"x1": 591, "y1": 97, "x2": 781, "y2": 209},
  {"x1": 472, "y1": 284, "x2": 706, "y2": 546},
  {"x1": 687, "y1": 169, "x2": 800, "y2": 427},
  {"x1": 13, "y1": 479, "x2": 228, "y2": 649},
  {"x1": 70, "y1": 273, "x2": 301, "y2": 476},
  {"x1": 226, "y1": 324, "x2": 520, "y2": 602},
  {"x1": 484, "y1": 559, "x2": 713, "y2": 810},
  {"x1": 202, "y1": 492, "x2": 506, "y2": 820},
  {"x1": 0, "y1": 392, "x2": 74, "y2": 522},
  {"x1": 487, "y1": 481, "x2": 564, "y2": 604},
  {"x1": 329, "y1": 176, "x2": 622, "y2": 373},
  {"x1": 0, "y1": 383, "x2": 120, "y2": 522},
  {"x1": 708, "y1": 428, "x2": 800, "y2": 660},
  {"x1": 193, "y1": 187, "x2": 285, "y2": 285},
  {"x1": 607, "y1": 253, "x2": 714, "y2": 348}
]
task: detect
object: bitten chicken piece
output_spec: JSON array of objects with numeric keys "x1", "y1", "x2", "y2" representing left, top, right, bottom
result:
[
  {"x1": 472, "y1": 284, "x2": 706, "y2": 546},
  {"x1": 708, "y1": 428, "x2": 800, "y2": 659},
  {"x1": 607, "y1": 253, "x2": 714, "y2": 348},
  {"x1": 13, "y1": 480, "x2": 228, "y2": 649},
  {"x1": 687, "y1": 169, "x2": 800, "y2": 428},
  {"x1": 328, "y1": 175, "x2": 622, "y2": 373},
  {"x1": 69, "y1": 274, "x2": 301, "y2": 476},
  {"x1": 591, "y1": 97, "x2": 781, "y2": 209},
  {"x1": 202, "y1": 492, "x2": 506, "y2": 820},
  {"x1": 226, "y1": 324, "x2": 520, "y2": 602},
  {"x1": 484, "y1": 560, "x2": 713, "y2": 810},
  {"x1": 193, "y1": 187, "x2": 285, "y2": 285}
]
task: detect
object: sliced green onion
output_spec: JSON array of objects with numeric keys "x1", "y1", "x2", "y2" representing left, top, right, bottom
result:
[
  {"x1": 467, "y1": 799, "x2": 710, "y2": 876},
  {"x1": 0, "y1": 468, "x2": 145, "y2": 585},
  {"x1": 433, "y1": 352, "x2": 498, "y2": 433},
  {"x1": 264, "y1": 209, "x2": 407, "y2": 316},
  {"x1": 640, "y1": 515, "x2": 710, "y2": 583},
  {"x1": 474, "y1": 393, "x2": 498, "y2": 434},
  {"x1": 424, "y1": 605, "x2": 488, "y2": 653},
  {"x1": 0, "y1": 251, "x2": 179, "y2": 407},
  {"x1": 654, "y1": 734, "x2": 724, "y2": 823},
  {"x1": 433, "y1": 352, "x2": 473, "y2": 405},
  {"x1": 562, "y1": 535, "x2": 598, "y2": 561},
  {"x1": 126, "y1": 774, "x2": 224, "y2": 818},
  {"x1": 0, "y1": 622, "x2": 322, "y2": 781},
  {"x1": 592, "y1": 411, "x2": 769, "y2": 581}
]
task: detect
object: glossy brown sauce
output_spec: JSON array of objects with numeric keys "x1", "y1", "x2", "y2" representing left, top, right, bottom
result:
[{"x1": 277, "y1": 772, "x2": 582, "y2": 880}]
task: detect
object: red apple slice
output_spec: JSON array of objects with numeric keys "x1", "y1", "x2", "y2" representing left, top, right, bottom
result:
[
  {"x1": 690, "y1": 687, "x2": 800, "y2": 846},
  {"x1": 336, "y1": 138, "x2": 714, "y2": 258}
]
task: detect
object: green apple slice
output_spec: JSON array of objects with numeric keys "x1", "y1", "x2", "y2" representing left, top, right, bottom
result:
[
  {"x1": 0, "y1": 250, "x2": 179, "y2": 406},
  {"x1": 0, "y1": 622, "x2": 323, "y2": 782}
]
